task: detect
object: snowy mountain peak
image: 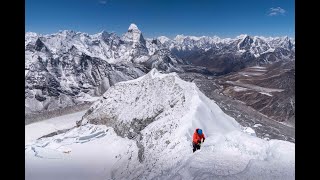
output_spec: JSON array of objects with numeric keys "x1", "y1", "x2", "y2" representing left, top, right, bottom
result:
[
  {"x1": 98, "y1": 30, "x2": 113, "y2": 40},
  {"x1": 283, "y1": 35, "x2": 289, "y2": 40},
  {"x1": 238, "y1": 34, "x2": 253, "y2": 50},
  {"x1": 122, "y1": 23, "x2": 145, "y2": 45},
  {"x1": 99, "y1": 30, "x2": 109, "y2": 35},
  {"x1": 174, "y1": 34, "x2": 186, "y2": 43},
  {"x1": 236, "y1": 34, "x2": 249, "y2": 39},
  {"x1": 173, "y1": 34, "x2": 205, "y2": 42},
  {"x1": 58, "y1": 30, "x2": 76, "y2": 36},
  {"x1": 188, "y1": 36, "x2": 202, "y2": 41},
  {"x1": 25, "y1": 32, "x2": 38, "y2": 37},
  {"x1": 157, "y1": 36, "x2": 171, "y2": 44},
  {"x1": 25, "y1": 32, "x2": 39, "y2": 46},
  {"x1": 128, "y1": 23, "x2": 140, "y2": 31}
]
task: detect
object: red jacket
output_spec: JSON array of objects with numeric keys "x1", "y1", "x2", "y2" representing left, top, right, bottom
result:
[{"x1": 193, "y1": 128, "x2": 205, "y2": 144}]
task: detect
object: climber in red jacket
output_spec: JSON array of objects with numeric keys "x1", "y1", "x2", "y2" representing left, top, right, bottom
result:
[{"x1": 192, "y1": 128, "x2": 205, "y2": 153}]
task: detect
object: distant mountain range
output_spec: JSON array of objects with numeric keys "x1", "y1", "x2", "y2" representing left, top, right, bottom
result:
[{"x1": 25, "y1": 24, "x2": 295, "y2": 127}]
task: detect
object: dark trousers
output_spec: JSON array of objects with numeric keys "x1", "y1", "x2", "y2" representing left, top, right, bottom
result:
[{"x1": 193, "y1": 142, "x2": 201, "y2": 153}]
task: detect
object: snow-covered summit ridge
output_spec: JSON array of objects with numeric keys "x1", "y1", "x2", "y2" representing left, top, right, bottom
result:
[
  {"x1": 73, "y1": 69, "x2": 294, "y2": 179},
  {"x1": 80, "y1": 68, "x2": 241, "y2": 137},
  {"x1": 26, "y1": 69, "x2": 294, "y2": 179}
]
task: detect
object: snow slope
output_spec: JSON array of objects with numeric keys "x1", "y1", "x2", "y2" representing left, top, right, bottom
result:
[
  {"x1": 25, "y1": 124, "x2": 137, "y2": 180},
  {"x1": 25, "y1": 69, "x2": 294, "y2": 180},
  {"x1": 25, "y1": 110, "x2": 87, "y2": 144}
]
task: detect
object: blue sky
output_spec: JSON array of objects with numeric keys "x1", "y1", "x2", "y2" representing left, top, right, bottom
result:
[{"x1": 26, "y1": 0, "x2": 295, "y2": 38}]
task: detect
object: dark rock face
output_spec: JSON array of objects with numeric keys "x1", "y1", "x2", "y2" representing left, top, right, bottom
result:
[
  {"x1": 143, "y1": 49, "x2": 184, "y2": 72},
  {"x1": 184, "y1": 50, "x2": 255, "y2": 75},
  {"x1": 238, "y1": 35, "x2": 254, "y2": 50},
  {"x1": 35, "y1": 38, "x2": 48, "y2": 52}
]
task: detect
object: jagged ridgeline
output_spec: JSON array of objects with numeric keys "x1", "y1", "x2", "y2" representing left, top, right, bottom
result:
[{"x1": 25, "y1": 24, "x2": 294, "y2": 121}]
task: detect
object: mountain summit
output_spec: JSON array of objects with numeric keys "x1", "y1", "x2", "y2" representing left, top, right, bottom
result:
[
  {"x1": 26, "y1": 69, "x2": 295, "y2": 179},
  {"x1": 123, "y1": 23, "x2": 145, "y2": 44},
  {"x1": 128, "y1": 23, "x2": 139, "y2": 31}
]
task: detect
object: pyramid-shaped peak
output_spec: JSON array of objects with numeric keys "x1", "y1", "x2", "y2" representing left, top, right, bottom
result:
[{"x1": 128, "y1": 23, "x2": 139, "y2": 31}]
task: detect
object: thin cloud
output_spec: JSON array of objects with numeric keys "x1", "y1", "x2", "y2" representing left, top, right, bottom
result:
[
  {"x1": 99, "y1": 0, "x2": 107, "y2": 5},
  {"x1": 268, "y1": 7, "x2": 286, "y2": 16}
]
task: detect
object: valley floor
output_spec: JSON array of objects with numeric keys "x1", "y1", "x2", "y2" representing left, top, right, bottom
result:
[{"x1": 178, "y1": 72, "x2": 295, "y2": 143}]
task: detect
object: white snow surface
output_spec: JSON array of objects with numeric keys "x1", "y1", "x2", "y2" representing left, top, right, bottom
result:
[
  {"x1": 26, "y1": 124, "x2": 136, "y2": 180},
  {"x1": 259, "y1": 92, "x2": 273, "y2": 97},
  {"x1": 241, "y1": 127, "x2": 257, "y2": 136},
  {"x1": 157, "y1": 36, "x2": 171, "y2": 44},
  {"x1": 233, "y1": 86, "x2": 249, "y2": 92},
  {"x1": 25, "y1": 110, "x2": 87, "y2": 144},
  {"x1": 128, "y1": 23, "x2": 139, "y2": 31},
  {"x1": 25, "y1": 69, "x2": 294, "y2": 180},
  {"x1": 253, "y1": 124, "x2": 263, "y2": 128}
]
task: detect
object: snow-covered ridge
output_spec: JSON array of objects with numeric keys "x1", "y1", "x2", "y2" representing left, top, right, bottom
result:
[
  {"x1": 157, "y1": 36, "x2": 171, "y2": 44},
  {"x1": 72, "y1": 69, "x2": 295, "y2": 179},
  {"x1": 26, "y1": 69, "x2": 294, "y2": 179},
  {"x1": 25, "y1": 23, "x2": 149, "y2": 65},
  {"x1": 166, "y1": 34, "x2": 294, "y2": 44},
  {"x1": 26, "y1": 24, "x2": 294, "y2": 63},
  {"x1": 80, "y1": 68, "x2": 241, "y2": 135},
  {"x1": 159, "y1": 33, "x2": 294, "y2": 57},
  {"x1": 25, "y1": 23, "x2": 187, "y2": 67}
]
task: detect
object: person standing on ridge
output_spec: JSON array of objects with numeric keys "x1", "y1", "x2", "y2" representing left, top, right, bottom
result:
[{"x1": 192, "y1": 128, "x2": 205, "y2": 153}]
